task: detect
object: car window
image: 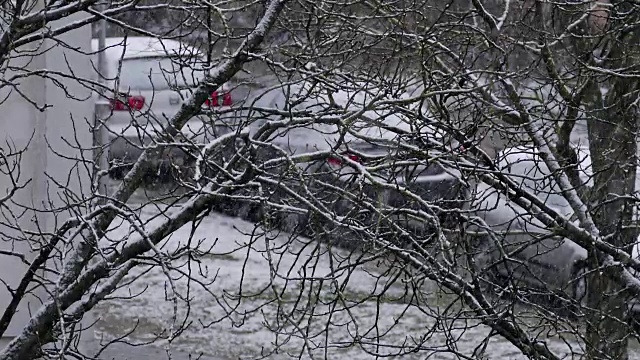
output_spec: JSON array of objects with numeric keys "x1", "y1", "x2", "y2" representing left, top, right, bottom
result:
[{"x1": 119, "y1": 57, "x2": 206, "y2": 90}]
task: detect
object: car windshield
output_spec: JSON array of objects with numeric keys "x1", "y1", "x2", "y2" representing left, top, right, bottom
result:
[{"x1": 119, "y1": 57, "x2": 206, "y2": 90}]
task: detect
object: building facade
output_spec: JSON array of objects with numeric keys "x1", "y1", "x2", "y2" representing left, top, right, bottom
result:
[{"x1": 0, "y1": 11, "x2": 93, "y2": 347}]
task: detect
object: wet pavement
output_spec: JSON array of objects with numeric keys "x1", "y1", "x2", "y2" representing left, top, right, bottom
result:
[
  {"x1": 81, "y1": 338, "x2": 217, "y2": 360},
  {"x1": 80, "y1": 313, "x2": 220, "y2": 360}
]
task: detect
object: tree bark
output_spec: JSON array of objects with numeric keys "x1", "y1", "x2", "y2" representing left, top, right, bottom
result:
[{"x1": 585, "y1": 78, "x2": 639, "y2": 360}]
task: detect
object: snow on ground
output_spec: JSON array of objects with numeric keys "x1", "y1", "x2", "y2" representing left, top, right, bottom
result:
[{"x1": 92, "y1": 203, "x2": 638, "y2": 359}]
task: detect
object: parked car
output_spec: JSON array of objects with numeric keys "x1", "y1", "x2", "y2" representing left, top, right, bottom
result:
[
  {"x1": 470, "y1": 144, "x2": 640, "y2": 320},
  {"x1": 471, "y1": 181, "x2": 590, "y2": 316},
  {"x1": 228, "y1": 81, "x2": 469, "y2": 247},
  {"x1": 91, "y1": 37, "x2": 235, "y2": 178}
]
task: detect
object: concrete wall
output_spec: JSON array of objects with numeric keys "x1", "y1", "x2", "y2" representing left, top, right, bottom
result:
[{"x1": 0, "y1": 12, "x2": 93, "y2": 338}]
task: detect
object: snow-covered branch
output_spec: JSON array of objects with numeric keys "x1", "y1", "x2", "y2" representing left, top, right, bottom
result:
[{"x1": 0, "y1": 0, "x2": 288, "y2": 357}]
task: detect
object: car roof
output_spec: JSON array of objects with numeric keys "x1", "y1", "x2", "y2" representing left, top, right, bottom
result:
[
  {"x1": 495, "y1": 145, "x2": 593, "y2": 215},
  {"x1": 91, "y1": 37, "x2": 203, "y2": 60},
  {"x1": 249, "y1": 82, "x2": 448, "y2": 151}
]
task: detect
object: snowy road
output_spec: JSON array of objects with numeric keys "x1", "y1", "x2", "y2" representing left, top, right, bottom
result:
[{"x1": 85, "y1": 201, "x2": 640, "y2": 360}]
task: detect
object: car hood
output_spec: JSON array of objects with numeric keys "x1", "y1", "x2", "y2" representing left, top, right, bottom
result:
[
  {"x1": 495, "y1": 145, "x2": 593, "y2": 218},
  {"x1": 470, "y1": 145, "x2": 593, "y2": 261}
]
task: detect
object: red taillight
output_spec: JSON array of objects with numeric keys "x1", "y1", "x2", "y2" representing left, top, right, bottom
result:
[
  {"x1": 110, "y1": 96, "x2": 145, "y2": 111},
  {"x1": 128, "y1": 96, "x2": 145, "y2": 110},
  {"x1": 205, "y1": 91, "x2": 219, "y2": 107},
  {"x1": 346, "y1": 154, "x2": 360, "y2": 162},
  {"x1": 205, "y1": 91, "x2": 233, "y2": 107},
  {"x1": 327, "y1": 157, "x2": 342, "y2": 166},
  {"x1": 222, "y1": 92, "x2": 232, "y2": 106},
  {"x1": 328, "y1": 153, "x2": 361, "y2": 167},
  {"x1": 110, "y1": 99, "x2": 127, "y2": 111}
]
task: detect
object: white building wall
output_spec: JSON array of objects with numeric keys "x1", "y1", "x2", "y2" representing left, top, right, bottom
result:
[{"x1": 0, "y1": 12, "x2": 93, "y2": 340}]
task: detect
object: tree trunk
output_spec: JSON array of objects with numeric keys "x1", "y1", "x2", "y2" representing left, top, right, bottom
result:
[
  {"x1": 585, "y1": 80, "x2": 639, "y2": 359},
  {"x1": 585, "y1": 268, "x2": 633, "y2": 360}
]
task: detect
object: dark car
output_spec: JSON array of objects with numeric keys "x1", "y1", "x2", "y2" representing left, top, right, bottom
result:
[{"x1": 228, "y1": 81, "x2": 468, "y2": 247}]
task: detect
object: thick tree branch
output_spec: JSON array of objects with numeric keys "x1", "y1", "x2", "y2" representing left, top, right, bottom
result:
[{"x1": 0, "y1": 0, "x2": 287, "y2": 356}]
